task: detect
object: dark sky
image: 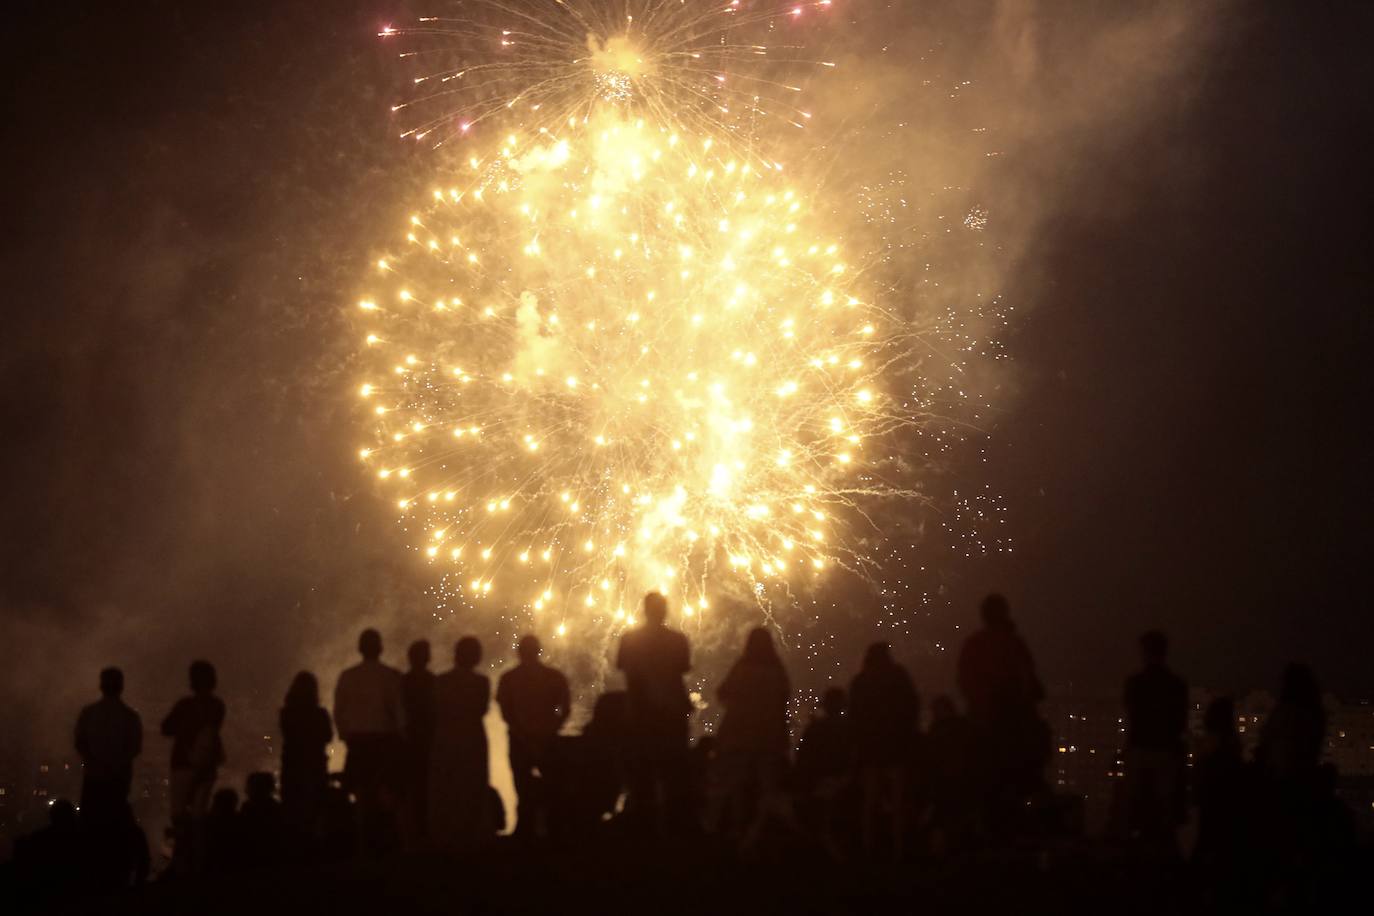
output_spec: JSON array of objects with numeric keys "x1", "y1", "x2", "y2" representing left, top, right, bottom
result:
[{"x1": 2, "y1": 0, "x2": 1372, "y2": 756}]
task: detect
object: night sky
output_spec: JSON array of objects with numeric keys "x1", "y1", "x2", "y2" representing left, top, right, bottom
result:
[{"x1": 3, "y1": 0, "x2": 1372, "y2": 764}]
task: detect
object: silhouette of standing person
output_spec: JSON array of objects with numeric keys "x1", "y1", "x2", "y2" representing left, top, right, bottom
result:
[
  {"x1": 616, "y1": 591, "x2": 692, "y2": 835},
  {"x1": 1122, "y1": 630, "x2": 1189, "y2": 851},
  {"x1": 956, "y1": 593, "x2": 1046, "y2": 832},
  {"x1": 925, "y1": 695, "x2": 977, "y2": 856},
  {"x1": 333, "y1": 628, "x2": 404, "y2": 855},
  {"x1": 161, "y1": 659, "x2": 226, "y2": 874},
  {"x1": 429, "y1": 636, "x2": 492, "y2": 849},
  {"x1": 1194, "y1": 696, "x2": 1251, "y2": 881},
  {"x1": 1256, "y1": 663, "x2": 1325, "y2": 784},
  {"x1": 75, "y1": 666, "x2": 145, "y2": 890},
  {"x1": 75, "y1": 667, "x2": 143, "y2": 823},
  {"x1": 279, "y1": 671, "x2": 333, "y2": 834},
  {"x1": 401, "y1": 639, "x2": 436, "y2": 843},
  {"x1": 712, "y1": 627, "x2": 791, "y2": 847},
  {"x1": 496, "y1": 634, "x2": 571, "y2": 840},
  {"x1": 796, "y1": 687, "x2": 854, "y2": 859},
  {"x1": 1255, "y1": 663, "x2": 1330, "y2": 904},
  {"x1": 849, "y1": 642, "x2": 918, "y2": 858}
]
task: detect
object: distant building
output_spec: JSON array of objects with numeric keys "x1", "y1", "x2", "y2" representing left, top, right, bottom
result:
[{"x1": 1043, "y1": 686, "x2": 1374, "y2": 836}]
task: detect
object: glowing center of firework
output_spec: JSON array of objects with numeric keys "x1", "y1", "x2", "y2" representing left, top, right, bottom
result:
[
  {"x1": 588, "y1": 35, "x2": 645, "y2": 103},
  {"x1": 357, "y1": 115, "x2": 900, "y2": 636}
]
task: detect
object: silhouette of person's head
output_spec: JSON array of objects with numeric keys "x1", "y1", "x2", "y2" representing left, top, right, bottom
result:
[
  {"x1": 49, "y1": 799, "x2": 78, "y2": 831},
  {"x1": 1140, "y1": 630, "x2": 1169, "y2": 666},
  {"x1": 643, "y1": 591, "x2": 668, "y2": 626},
  {"x1": 1279, "y1": 662, "x2": 1321, "y2": 710},
  {"x1": 358, "y1": 628, "x2": 383, "y2": 660},
  {"x1": 981, "y1": 593, "x2": 1011, "y2": 628},
  {"x1": 517, "y1": 634, "x2": 541, "y2": 664},
  {"x1": 99, "y1": 666, "x2": 124, "y2": 698},
  {"x1": 821, "y1": 686, "x2": 846, "y2": 718},
  {"x1": 189, "y1": 660, "x2": 217, "y2": 695},
  {"x1": 455, "y1": 636, "x2": 482, "y2": 670},
  {"x1": 408, "y1": 639, "x2": 431, "y2": 672},
  {"x1": 931, "y1": 694, "x2": 958, "y2": 722},
  {"x1": 742, "y1": 626, "x2": 779, "y2": 665},
  {"x1": 245, "y1": 772, "x2": 276, "y2": 803},
  {"x1": 211, "y1": 788, "x2": 239, "y2": 817},
  {"x1": 1315, "y1": 761, "x2": 1338, "y2": 797},
  {"x1": 285, "y1": 671, "x2": 319, "y2": 708},
  {"x1": 1203, "y1": 696, "x2": 1236, "y2": 736},
  {"x1": 862, "y1": 641, "x2": 891, "y2": 670}
]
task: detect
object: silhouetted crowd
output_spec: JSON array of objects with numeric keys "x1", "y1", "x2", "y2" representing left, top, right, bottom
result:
[{"x1": 6, "y1": 592, "x2": 1363, "y2": 910}]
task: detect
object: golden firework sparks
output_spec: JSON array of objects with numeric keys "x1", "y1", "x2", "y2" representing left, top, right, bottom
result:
[
  {"x1": 355, "y1": 112, "x2": 916, "y2": 639},
  {"x1": 384, "y1": 0, "x2": 838, "y2": 152}
]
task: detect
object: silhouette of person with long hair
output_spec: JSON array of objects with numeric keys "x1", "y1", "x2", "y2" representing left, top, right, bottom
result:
[
  {"x1": 849, "y1": 642, "x2": 918, "y2": 858},
  {"x1": 956, "y1": 593, "x2": 1046, "y2": 833},
  {"x1": 616, "y1": 591, "x2": 692, "y2": 835},
  {"x1": 1122, "y1": 629, "x2": 1188, "y2": 851},
  {"x1": 429, "y1": 636, "x2": 492, "y2": 849},
  {"x1": 75, "y1": 667, "x2": 142, "y2": 824},
  {"x1": 401, "y1": 639, "x2": 436, "y2": 843},
  {"x1": 279, "y1": 671, "x2": 333, "y2": 834},
  {"x1": 333, "y1": 628, "x2": 404, "y2": 854},
  {"x1": 161, "y1": 659, "x2": 226, "y2": 874},
  {"x1": 496, "y1": 634, "x2": 570, "y2": 840},
  {"x1": 712, "y1": 626, "x2": 792, "y2": 848},
  {"x1": 1257, "y1": 663, "x2": 1325, "y2": 783}
]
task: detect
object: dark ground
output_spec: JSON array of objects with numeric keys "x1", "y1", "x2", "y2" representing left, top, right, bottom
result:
[{"x1": 16, "y1": 833, "x2": 1364, "y2": 916}]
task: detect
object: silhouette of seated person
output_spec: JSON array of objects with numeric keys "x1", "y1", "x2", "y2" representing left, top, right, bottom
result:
[
  {"x1": 615, "y1": 591, "x2": 692, "y2": 834},
  {"x1": 204, "y1": 788, "x2": 242, "y2": 874},
  {"x1": 13, "y1": 799, "x2": 89, "y2": 903},
  {"x1": 497, "y1": 634, "x2": 571, "y2": 840},
  {"x1": 278, "y1": 671, "x2": 333, "y2": 834},
  {"x1": 333, "y1": 628, "x2": 404, "y2": 854},
  {"x1": 429, "y1": 636, "x2": 493, "y2": 848},
  {"x1": 401, "y1": 639, "x2": 436, "y2": 843},
  {"x1": 161, "y1": 659, "x2": 226, "y2": 874},
  {"x1": 238, "y1": 772, "x2": 284, "y2": 869},
  {"x1": 849, "y1": 642, "x2": 919, "y2": 857},
  {"x1": 1122, "y1": 629, "x2": 1189, "y2": 849}
]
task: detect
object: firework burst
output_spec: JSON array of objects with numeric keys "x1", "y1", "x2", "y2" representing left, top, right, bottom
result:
[
  {"x1": 383, "y1": 0, "x2": 840, "y2": 153},
  {"x1": 355, "y1": 112, "x2": 923, "y2": 642}
]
